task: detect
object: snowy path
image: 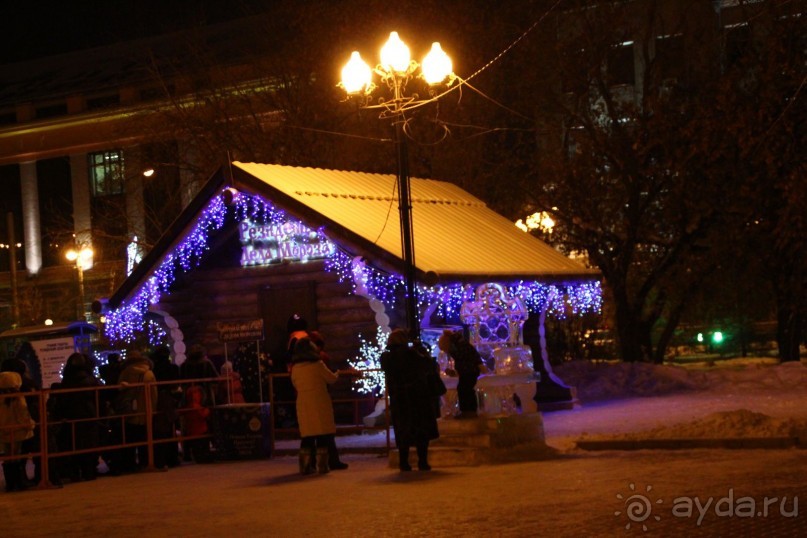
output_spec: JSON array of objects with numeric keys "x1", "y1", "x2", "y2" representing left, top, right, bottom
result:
[
  {"x1": 2, "y1": 448, "x2": 805, "y2": 536},
  {"x1": 3, "y1": 359, "x2": 807, "y2": 536}
]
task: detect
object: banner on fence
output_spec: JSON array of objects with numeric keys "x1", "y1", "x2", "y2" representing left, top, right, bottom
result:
[{"x1": 31, "y1": 337, "x2": 76, "y2": 388}]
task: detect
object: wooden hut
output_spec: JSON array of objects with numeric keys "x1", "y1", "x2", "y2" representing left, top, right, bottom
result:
[{"x1": 100, "y1": 163, "x2": 600, "y2": 408}]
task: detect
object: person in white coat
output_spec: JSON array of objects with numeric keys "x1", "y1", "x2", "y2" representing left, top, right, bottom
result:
[{"x1": 290, "y1": 337, "x2": 338, "y2": 474}]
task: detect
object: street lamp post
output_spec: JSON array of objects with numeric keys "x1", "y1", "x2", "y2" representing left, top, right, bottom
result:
[
  {"x1": 340, "y1": 32, "x2": 455, "y2": 339},
  {"x1": 66, "y1": 246, "x2": 93, "y2": 321}
]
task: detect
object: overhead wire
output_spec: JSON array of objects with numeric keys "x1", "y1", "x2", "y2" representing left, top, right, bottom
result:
[
  {"x1": 287, "y1": 2, "x2": 567, "y2": 147},
  {"x1": 397, "y1": 0, "x2": 566, "y2": 115}
]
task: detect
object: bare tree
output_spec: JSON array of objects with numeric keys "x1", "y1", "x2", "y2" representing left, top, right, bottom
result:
[{"x1": 486, "y1": 0, "x2": 803, "y2": 362}]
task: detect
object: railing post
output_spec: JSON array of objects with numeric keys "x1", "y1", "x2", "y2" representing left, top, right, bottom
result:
[
  {"x1": 144, "y1": 378, "x2": 155, "y2": 470},
  {"x1": 267, "y1": 372, "x2": 275, "y2": 455},
  {"x1": 37, "y1": 388, "x2": 50, "y2": 489},
  {"x1": 384, "y1": 378, "x2": 391, "y2": 453}
]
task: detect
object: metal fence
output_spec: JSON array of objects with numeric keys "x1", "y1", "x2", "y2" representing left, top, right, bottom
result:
[{"x1": 1, "y1": 370, "x2": 390, "y2": 490}]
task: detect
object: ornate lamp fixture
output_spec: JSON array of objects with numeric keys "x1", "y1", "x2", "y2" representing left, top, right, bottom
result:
[{"x1": 339, "y1": 32, "x2": 456, "y2": 338}]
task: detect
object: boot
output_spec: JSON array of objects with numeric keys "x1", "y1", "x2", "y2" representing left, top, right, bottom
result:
[
  {"x1": 2, "y1": 461, "x2": 26, "y2": 492},
  {"x1": 398, "y1": 445, "x2": 412, "y2": 472},
  {"x1": 47, "y1": 467, "x2": 63, "y2": 489},
  {"x1": 298, "y1": 449, "x2": 315, "y2": 475},
  {"x1": 3, "y1": 462, "x2": 16, "y2": 492},
  {"x1": 417, "y1": 443, "x2": 431, "y2": 471},
  {"x1": 316, "y1": 447, "x2": 330, "y2": 474},
  {"x1": 327, "y1": 436, "x2": 348, "y2": 470}
]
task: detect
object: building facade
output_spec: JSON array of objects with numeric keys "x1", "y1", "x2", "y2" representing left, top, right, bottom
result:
[{"x1": 0, "y1": 21, "x2": 266, "y2": 330}]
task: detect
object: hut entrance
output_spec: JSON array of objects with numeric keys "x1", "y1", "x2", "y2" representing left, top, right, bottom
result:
[{"x1": 259, "y1": 281, "x2": 317, "y2": 370}]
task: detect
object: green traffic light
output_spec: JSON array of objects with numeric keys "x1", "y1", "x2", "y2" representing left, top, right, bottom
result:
[{"x1": 712, "y1": 331, "x2": 723, "y2": 344}]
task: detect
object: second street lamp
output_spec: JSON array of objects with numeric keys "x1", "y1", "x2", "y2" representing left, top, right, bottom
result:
[
  {"x1": 66, "y1": 246, "x2": 93, "y2": 321},
  {"x1": 340, "y1": 32, "x2": 455, "y2": 339}
]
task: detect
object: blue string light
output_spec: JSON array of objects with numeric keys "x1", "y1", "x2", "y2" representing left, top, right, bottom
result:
[{"x1": 104, "y1": 189, "x2": 602, "y2": 344}]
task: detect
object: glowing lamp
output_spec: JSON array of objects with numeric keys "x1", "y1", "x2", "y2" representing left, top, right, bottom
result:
[
  {"x1": 380, "y1": 31, "x2": 410, "y2": 73},
  {"x1": 67, "y1": 247, "x2": 94, "y2": 268},
  {"x1": 421, "y1": 42, "x2": 452, "y2": 84},
  {"x1": 341, "y1": 51, "x2": 372, "y2": 94}
]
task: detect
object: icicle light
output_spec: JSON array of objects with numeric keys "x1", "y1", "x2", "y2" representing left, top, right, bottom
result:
[{"x1": 105, "y1": 189, "x2": 602, "y2": 344}]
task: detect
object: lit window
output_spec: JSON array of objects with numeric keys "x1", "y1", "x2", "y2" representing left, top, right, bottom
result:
[{"x1": 88, "y1": 150, "x2": 125, "y2": 197}]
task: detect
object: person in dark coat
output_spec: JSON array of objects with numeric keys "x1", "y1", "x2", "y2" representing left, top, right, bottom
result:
[
  {"x1": 51, "y1": 353, "x2": 100, "y2": 482},
  {"x1": 179, "y1": 345, "x2": 219, "y2": 405},
  {"x1": 13, "y1": 341, "x2": 42, "y2": 390},
  {"x1": 151, "y1": 346, "x2": 181, "y2": 469},
  {"x1": 438, "y1": 329, "x2": 483, "y2": 418},
  {"x1": 116, "y1": 351, "x2": 158, "y2": 471},
  {"x1": 381, "y1": 329, "x2": 440, "y2": 471},
  {"x1": 98, "y1": 352, "x2": 123, "y2": 475}
]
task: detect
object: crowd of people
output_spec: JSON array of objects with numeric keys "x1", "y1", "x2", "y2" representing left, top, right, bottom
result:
[
  {"x1": 1, "y1": 318, "x2": 488, "y2": 491},
  {"x1": 0, "y1": 342, "x2": 226, "y2": 491}
]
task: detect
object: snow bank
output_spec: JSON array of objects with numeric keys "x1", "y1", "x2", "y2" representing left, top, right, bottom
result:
[
  {"x1": 605, "y1": 409, "x2": 807, "y2": 440},
  {"x1": 554, "y1": 358, "x2": 807, "y2": 403},
  {"x1": 546, "y1": 359, "x2": 807, "y2": 443}
]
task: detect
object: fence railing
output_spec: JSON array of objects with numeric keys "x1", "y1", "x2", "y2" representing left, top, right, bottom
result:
[
  {"x1": 1, "y1": 369, "x2": 390, "y2": 490},
  {"x1": 1, "y1": 376, "x2": 229, "y2": 489}
]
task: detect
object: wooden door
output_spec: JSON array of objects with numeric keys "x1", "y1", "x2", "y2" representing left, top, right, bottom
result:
[{"x1": 259, "y1": 281, "x2": 317, "y2": 370}]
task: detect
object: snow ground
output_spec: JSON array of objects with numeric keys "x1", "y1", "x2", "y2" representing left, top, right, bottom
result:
[
  {"x1": 545, "y1": 358, "x2": 807, "y2": 450},
  {"x1": 3, "y1": 358, "x2": 807, "y2": 537}
]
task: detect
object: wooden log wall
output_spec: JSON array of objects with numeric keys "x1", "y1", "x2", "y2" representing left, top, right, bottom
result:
[
  {"x1": 157, "y1": 259, "x2": 381, "y2": 418},
  {"x1": 160, "y1": 260, "x2": 378, "y2": 364}
]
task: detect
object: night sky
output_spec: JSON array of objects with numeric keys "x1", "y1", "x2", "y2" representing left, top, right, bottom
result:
[{"x1": 0, "y1": 0, "x2": 273, "y2": 64}]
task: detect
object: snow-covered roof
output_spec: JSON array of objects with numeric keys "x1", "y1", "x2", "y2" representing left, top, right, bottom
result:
[
  {"x1": 107, "y1": 162, "x2": 597, "y2": 309},
  {"x1": 231, "y1": 162, "x2": 597, "y2": 281}
]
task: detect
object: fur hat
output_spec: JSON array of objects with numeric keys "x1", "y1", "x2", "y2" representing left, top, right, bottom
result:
[
  {"x1": 387, "y1": 329, "x2": 409, "y2": 347},
  {"x1": 0, "y1": 371, "x2": 22, "y2": 390},
  {"x1": 437, "y1": 329, "x2": 461, "y2": 352},
  {"x1": 308, "y1": 331, "x2": 325, "y2": 349}
]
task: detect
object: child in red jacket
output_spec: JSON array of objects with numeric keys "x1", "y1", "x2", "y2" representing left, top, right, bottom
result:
[{"x1": 182, "y1": 385, "x2": 212, "y2": 463}]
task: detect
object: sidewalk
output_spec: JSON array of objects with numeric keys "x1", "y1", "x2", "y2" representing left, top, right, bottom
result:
[
  {"x1": 4, "y1": 445, "x2": 805, "y2": 537},
  {"x1": 5, "y1": 383, "x2": 807, "y2": 537}
]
